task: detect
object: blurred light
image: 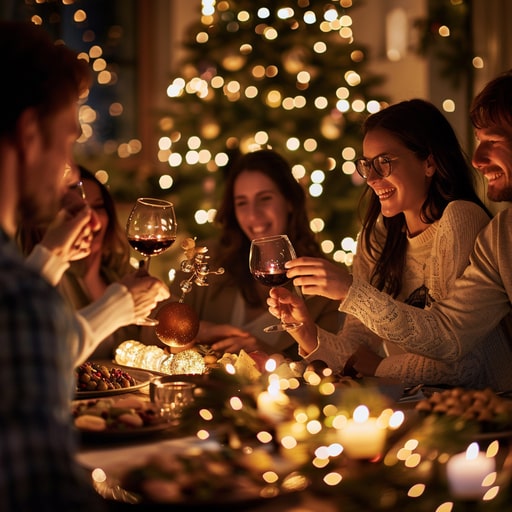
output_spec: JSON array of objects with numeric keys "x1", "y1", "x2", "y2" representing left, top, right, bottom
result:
[
  {"x1": 304, "y1": 138, "x2": 317, "y2": 152},
  {"x1": 310, "y1": 217, "x2": 325, "y2": 233},
  {"x1": 89, "y1": 45, "x2": 102, "y2": 58},
  {"x1": 345, "y1": 71, "x2": 361, "y2": 86},
  {"x1": 109, "y1": 102, "x2": 123, "y2": 116},
  {"x1": 158, "y1": 137, "x2": 172, "y2": 151},
  {"x1": 257, "y1": 7, "x2": 270, "y2": 18},
  {"x1": 438, "y1": 25, "x2": 450, "y2": 37},
  {"x1": 309, "y1": 183, "x2": 323, "y2": 197},
  {"x1": 442, "y1": 99, "x2": 455, "y2": 113},
  {"x1": 304, "y1": 11, "x2": 316, "y2": 24},
  {"x1": 352, "y1": 99, "x2": 365, "y2": 112},
  {"x1": 188, "y1": 136, "x2": 201, "y2": 150},
  {"x1": 245, "y1": 85, "x2": 258, "y2": 98},
  {"x1": 336, "y1": 99, "x2": 350, "y2": 112},
  {"x1": 314, "y1": 97, "x2": 328, "y2": 109},
  {"x1": 473, "y1": 56, "x2": 484, "y2": 69},
  {"x1": 342, "y1": 161, "x2": 356, "y2": 175},
  {"x1": 321, "y1": 240, "x2": 334, "y2": 253},
  {"x1": 311, "y1": 170, "x2": 325, "y2": 183},
  {"x1": 291, "y1": 164, "x2": 306, "y2": 180},
  {"x1": 159, "y1": 174, "x2": 174, "y2": 189},
  {"x1": 324, "y1": 8, "x2": 338, "y2": 22},
  {"x1": 367, "y1": 100, "x2": 381, "y2": 113},
  {"x1": 263, "y1": 27, "x2": 278, "y2": 40},
  {"x1": 194, "y1": 209, "x2": 209, "y2": 224},
  {"x1": 168, "y1": 153, "x2": 183, "y2": 167},
  {"x1": 74, "y1": 9, "x2": 87, "y2": 23},
  {"x1": 341, "y1": 237, "x2": 357, "y2": 252},
  {"x1": 286, "y1": 137, "x2": 300, "y2": 150},
  {"x1": 314, "y1": 42, "x2": 327, "y2": 55},
  {"x1": 255, "y1": 131, "x2": 269, "y2": 145},
  {"x1": 336, "y1": 87, "x2": 350, "y2": 100},
  {"x1": 215, "y1": 152, "x2": 229, "y2": 167},
  {"x1": 277, "y1": 7, "x2": 294, "y2": 19},
  {"x1": 342, "y1": 147, "x2": 356, "y2": 160},
  {"x1": 95, "y1": 170, "x2": 109, "y2": 184}
]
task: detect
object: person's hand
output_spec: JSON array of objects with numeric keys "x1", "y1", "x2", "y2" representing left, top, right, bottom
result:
[
  {"x1": 267, "y1": 287, "x2": 318, "y2": 355},
  {"x1": 39, "y1": 203, "x2": 94, "y2": 261},
  {"x1": 120, "y1": 271, "x2": 170, "y2": 322},
  {"x1": 285, "y1": 257, "x2": 352, "y2": 301},
  {"x1": 196, "y1": 322, "x2": 257, "y2": 354}
]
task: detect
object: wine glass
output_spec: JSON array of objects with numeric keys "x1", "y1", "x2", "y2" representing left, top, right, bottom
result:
[
  {"x1": 126, "y1": 197, "x2": 177, "y2": 326},
  {"x1": 249, "y1": 234, "x2": 303, "y2": 333}
]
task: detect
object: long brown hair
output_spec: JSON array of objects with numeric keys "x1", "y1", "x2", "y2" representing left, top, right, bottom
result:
[
  {"x1": 214, "y1": 149, "x2": 323, "y2": 307},
  {"x1": 359, "y1": 99, "x2": 490, "y2": 297}
]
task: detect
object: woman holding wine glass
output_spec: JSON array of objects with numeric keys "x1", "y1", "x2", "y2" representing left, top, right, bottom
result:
[
  {"x1": 163, "y1": 149, "x2": 342, "y2": 358},
  {"x1": 20, "y1": 166, "x2": 171, "y2": 361}
]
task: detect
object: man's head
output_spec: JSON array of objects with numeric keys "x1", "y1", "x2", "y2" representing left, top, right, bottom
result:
[
  {"x1": 0, "y1": 21, "x2": 91, "y2": 234},
  {"x1": 470, "y1": 70, "x2": 512, "y2": 202}
]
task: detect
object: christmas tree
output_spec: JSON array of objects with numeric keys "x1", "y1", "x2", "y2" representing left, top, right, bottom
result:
[{"x1": 155, "y1": 0, "x2": 388, "y2": 261}]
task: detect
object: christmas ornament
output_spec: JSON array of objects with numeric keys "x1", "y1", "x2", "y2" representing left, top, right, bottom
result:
[{"x1": 154, "y1": 238, "x2": 224, "y2": 348}]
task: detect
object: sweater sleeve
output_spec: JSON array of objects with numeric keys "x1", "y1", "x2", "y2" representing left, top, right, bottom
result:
[
  {"x1": 71, "y1": 283, "x2": 136, "y2": 364},
  {"x1": 25, "y1": 244, "x2": 70, "y2": 287}
]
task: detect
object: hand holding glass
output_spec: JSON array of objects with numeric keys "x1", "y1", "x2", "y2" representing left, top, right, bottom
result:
[
  {"x1": 126, "y1": 197, "x2": 177, "y2": 326},
  {"x1": 249, "y1": 234, "x2": 302, "y2": 332}
]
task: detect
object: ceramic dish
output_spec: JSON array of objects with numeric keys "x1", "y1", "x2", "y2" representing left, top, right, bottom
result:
[{"x1": 75, "y1": 368, "x2": 152, "y2": 399}]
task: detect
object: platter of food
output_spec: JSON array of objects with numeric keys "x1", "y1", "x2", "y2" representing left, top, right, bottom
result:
[
  {"x1": 414, "y1": 386, "x2": 512, "y2": 440},
  {"x1": 72, "y1": 396, "x2": 172, "y2": 440},
  {"x1": 91, "y1": 442, "x2": 309, "y2": 508},
  {"x1": 75, "y1": 362, "x2": 152, "y2": 399}
]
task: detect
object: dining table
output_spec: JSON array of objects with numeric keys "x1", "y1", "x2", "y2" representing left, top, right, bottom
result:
[{"x1": 74, "y1": 360, "x2": 512, "y2": 512}]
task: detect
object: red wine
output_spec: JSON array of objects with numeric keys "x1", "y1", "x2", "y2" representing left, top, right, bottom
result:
[
  {"x1": 253, "y1": 270, "x2": 289, "y2": 287},
  {"x1": 128, "y1": 237, "x2": 176, "y2": 256}
]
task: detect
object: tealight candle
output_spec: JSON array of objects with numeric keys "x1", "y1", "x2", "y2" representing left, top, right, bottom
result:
[
  {"x1": 337, "y1": 405, "x2": 387, "y2": 459},
  {"x1": 446, "y1": 442, "x2": 496, "y2": 500},
  {"x1": 257, "y1": 382, "x2": 290, "y2": 423}
]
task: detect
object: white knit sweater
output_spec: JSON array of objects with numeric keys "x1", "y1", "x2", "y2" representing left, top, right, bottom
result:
[
  {"x1": 26, "y1": 244, "x2": 136, "y2": 364},
  {"x1": 338, "y1": 206, "x2": 512, "y2": 391},
  {"x1": 302, "y1": 201, "x2": 511, "y2": 389}
]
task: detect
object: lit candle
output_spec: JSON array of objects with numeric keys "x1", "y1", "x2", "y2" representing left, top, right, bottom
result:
[
  {"x1": 337, "y1": 405, "x2": 387, "y2": 459},
  {"x1": 446, "y1": 442, "x2": 496, "y2": 500},
  {"x1": 256, "y1": 380, "x2": 290, "y2": 423}
]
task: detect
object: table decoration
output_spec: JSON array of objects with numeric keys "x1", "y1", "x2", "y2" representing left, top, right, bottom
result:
[
  {"x1": 336, "y1": 404, "x2": 388, "y2": 459},
  {"x1": 446, "y1": 442, "x2": 496, "y2": 500},
  {"x1": 152, "y1": 237, "x2": 224, "y2": 349}
]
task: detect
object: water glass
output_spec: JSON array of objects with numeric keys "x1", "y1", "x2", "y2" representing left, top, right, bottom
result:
[{"x1": 152, "y1": 381, "x2": 195, "y2": 423}]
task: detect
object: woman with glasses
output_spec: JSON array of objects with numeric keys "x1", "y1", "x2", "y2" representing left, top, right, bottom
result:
[{"x1": 268, "y1": 98, "x2": 495, "y2": 388}]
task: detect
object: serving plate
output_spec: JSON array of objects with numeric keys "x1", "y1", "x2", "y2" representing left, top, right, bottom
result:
[
  {"x1": 91, "y1": 445, "x2": 309, "y2": 509},
  {"x1": 75, "y1": 368, "x2": 153, "y2": 399}
]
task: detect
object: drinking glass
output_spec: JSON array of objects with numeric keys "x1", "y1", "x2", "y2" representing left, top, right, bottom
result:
[
  {"x1": 152, "y1": 381, "x2": 195, "y2": 424},
  {"x1": 126, "y1": 197, "x2": 177, "y2": 325},
  {"x1": 249, "y1": 234, "x2": 303, "y2": 332}
]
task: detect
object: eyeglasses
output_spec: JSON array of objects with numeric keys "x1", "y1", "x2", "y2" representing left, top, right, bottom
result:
[{"x1": 355, "y1": 155, "x2": 398, "y2": 179}]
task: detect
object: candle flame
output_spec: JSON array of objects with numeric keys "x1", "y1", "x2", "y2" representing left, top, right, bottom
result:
[
  {"x1": 265, "y1": 358, "x2": 277, "y2": 372},
  {"x1": 466, "y1": 442, "x2": 480, "y2": 460},
  {"x1": 353, "y1": 405, "x2": 369, "y2": 423}
]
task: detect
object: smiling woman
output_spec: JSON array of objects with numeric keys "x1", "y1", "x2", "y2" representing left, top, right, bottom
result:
[
  {"x1": 271, "y1": 98, "x2": 498, "y2": 389},
  {"x1": 153, "y1": 149, "x2": 343, "y2": 358}
]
